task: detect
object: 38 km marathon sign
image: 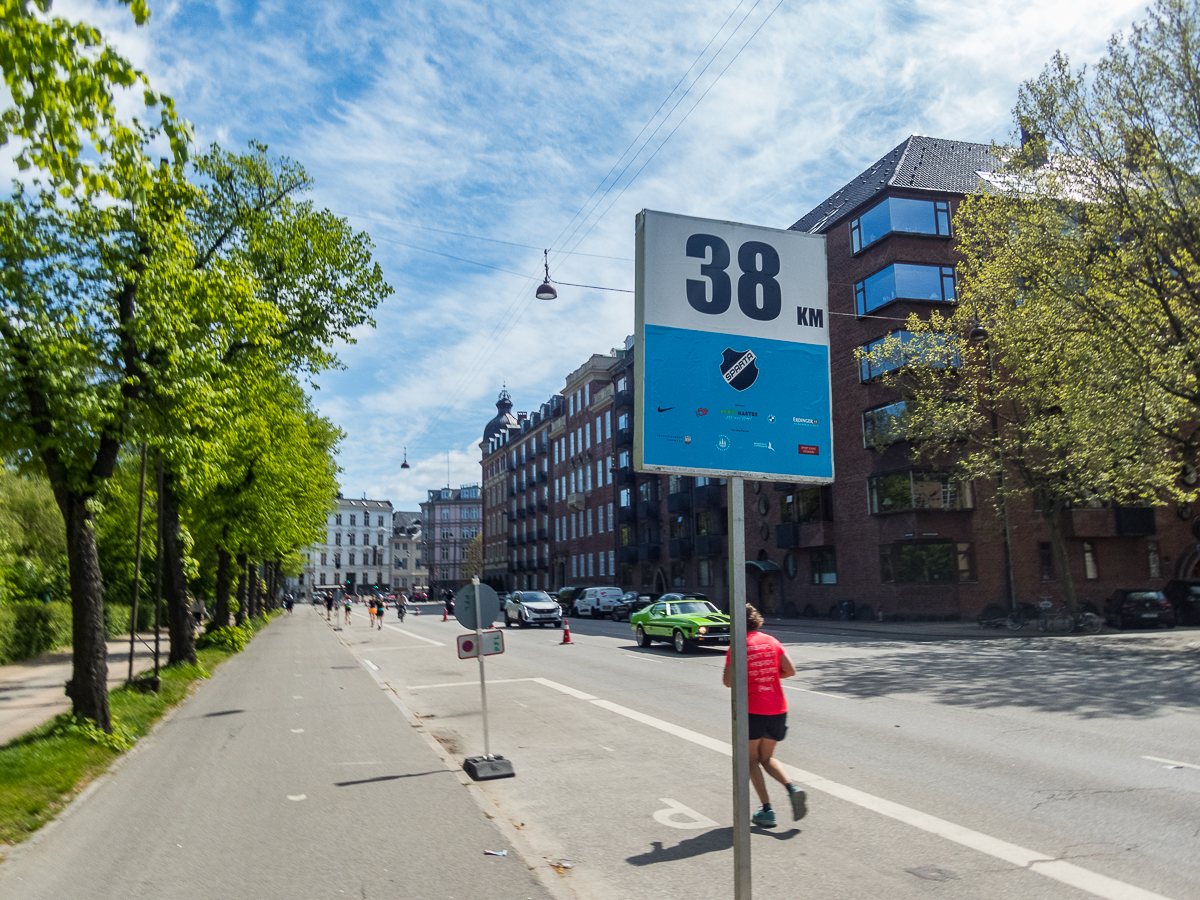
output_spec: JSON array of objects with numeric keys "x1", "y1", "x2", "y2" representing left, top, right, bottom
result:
[{"x1": 634, "y1": 210, "x2": 833, "y2": 482}]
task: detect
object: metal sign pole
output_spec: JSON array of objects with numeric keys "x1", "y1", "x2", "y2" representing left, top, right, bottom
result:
[
  {"x1": 728, "y1": 476, "x2": 751, "y2": 900},
  {"x1": 472, "y1": 577, "x2": 491, "y2": 758}
]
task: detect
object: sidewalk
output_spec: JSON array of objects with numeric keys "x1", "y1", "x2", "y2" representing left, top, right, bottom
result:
[
  {"x1": 0, "y1": 610, "x2": 555, "y2": 900},
  {"x1": 0, "y1": 634, "x2": 169, "y2": 745}
]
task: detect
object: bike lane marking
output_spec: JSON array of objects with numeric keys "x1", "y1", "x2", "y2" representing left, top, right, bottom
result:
[{"x1": 1142, "y1": 755, "x2": 1200, "y2": 771}]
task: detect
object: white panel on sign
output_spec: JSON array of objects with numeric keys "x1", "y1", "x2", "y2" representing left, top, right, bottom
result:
[
  {"x1": 457, "y1": 630, "x2": 505, "y2": 659},
  {"x1": 634, "y1": 210, "x2": 833, "y2": 483}
]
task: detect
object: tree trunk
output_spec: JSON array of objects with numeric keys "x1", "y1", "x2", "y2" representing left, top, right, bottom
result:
[
  {"x1": 214, "y1": 547, "x2": 232, "y2": 628},
  {"x1": 248, "y1": 561, "x2": 260, "y2": 619},
  {"x1": 1043, "y1": 501, "x2": 1079, "y2": 612},
  {"x1": 61, "y1": 491, "x2": 112, "y2": 732},
  {"x1": 160, "y1": 466, "x2": 196, "y2": 666},
  {"x1": 234, "y1": 552, "x2": 248, "y2": 626}
]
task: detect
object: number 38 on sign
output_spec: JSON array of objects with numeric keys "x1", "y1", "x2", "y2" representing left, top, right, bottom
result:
[{"x1": 457, "y1": 630, "x2": 505, "y2": 660}]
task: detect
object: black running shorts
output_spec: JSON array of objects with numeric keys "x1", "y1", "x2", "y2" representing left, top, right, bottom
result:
[{"x1": 748, "y1": 712, "x2": 788, "y2": 742}]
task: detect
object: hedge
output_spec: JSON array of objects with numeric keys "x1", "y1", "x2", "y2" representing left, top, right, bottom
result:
[{"x1": 0, "y1": 602, "x2": 72, "y2": 665}]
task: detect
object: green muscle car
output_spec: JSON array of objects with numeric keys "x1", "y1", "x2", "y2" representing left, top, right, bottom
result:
[{"x1": 631, "y1": 593, "x2": 731, "y2": 653}]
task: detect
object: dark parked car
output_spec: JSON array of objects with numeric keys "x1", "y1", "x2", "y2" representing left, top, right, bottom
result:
[
  {"x1": 1162, "y1": 580, "x2": 1200, "y2": 626},
  {"x1": 612, "y1": 591, "x2": 658, "y2": 622},
  {"x1": 1104, "y1": 590, "x2": 1176, "y2": 629}
]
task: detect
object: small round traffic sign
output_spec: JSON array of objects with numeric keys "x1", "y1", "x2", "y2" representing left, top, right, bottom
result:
[{"x1": 462, "y1": 640, "x2": 474, "y2": 653}]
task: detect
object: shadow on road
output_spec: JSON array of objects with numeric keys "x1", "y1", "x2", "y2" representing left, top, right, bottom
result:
[
  {"x1": 335, "y1": 771, "x2": 450, "y2": 787},
  {"x1": 626, "y1": 826, "x2": 800, "y2": 865},
  {"x1": 799, "y1": 639, "x2": 1200, "y2": 719}
]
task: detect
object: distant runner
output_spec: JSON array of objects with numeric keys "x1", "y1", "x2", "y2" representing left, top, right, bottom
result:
[
  {"x1": 324, "y1": 595, "x2": 334, "y2": 622},
  {"x1": 723, "y1": 603, "x2": 807, "y2": 828},
  {"x1": 344, "y1": 597, "x2": 352, "y2": 625}
]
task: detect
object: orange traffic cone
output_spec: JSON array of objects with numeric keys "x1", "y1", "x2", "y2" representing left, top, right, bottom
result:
[
  {"x1": 561, "y1": 618, "x2": 573, "y2": 645},
  {"x1": 415, "y1": 606, "x2": 420, "y2": 616},
  {"x1": 442, "y1": 608, "x2": 448, "y2": 621}
]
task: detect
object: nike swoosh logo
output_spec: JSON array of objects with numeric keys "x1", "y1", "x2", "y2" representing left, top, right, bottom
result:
[{"x1": 657, "y1": 406, "x2": 675, "y2": 412}]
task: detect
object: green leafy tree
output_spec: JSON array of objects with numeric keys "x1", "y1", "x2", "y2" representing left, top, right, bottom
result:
[
  {"x1": 461, "y1": 533, "x2": 482, "y2": 583},
  {"x1": 0, "y1": 0, "x2": 190, "y2": 194},
  {"x1": 1004, "y1": 0, "x2": 1200, "y2": 467},
  {"x1": 0, "y1": 465, "x2": 67, "y2": 602}
]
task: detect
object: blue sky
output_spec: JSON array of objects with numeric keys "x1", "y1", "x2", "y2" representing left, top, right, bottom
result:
[{"x1": 56, "y1": 0, "x2": 1150, "y2": 507}]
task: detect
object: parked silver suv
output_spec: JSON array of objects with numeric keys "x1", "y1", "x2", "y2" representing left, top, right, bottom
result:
[{"x1": 503, "y1": 591, "x2": 563, "y2": 628}]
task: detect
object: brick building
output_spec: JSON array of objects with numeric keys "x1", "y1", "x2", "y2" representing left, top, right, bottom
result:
[
  {"x1": 420, "y1": 485, "x2": 482, "y2": 595},
  {"x1": 478, "y1": 134, "x2": 1197, "y2": 618}
]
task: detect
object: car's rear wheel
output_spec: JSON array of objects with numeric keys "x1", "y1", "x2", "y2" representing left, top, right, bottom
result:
[
  {"x1": 673, "y1": 629, "x2": 692, "y2": 654},
  {"x1": 636, "y1": 626, "x2": 652, "y2": 648}
]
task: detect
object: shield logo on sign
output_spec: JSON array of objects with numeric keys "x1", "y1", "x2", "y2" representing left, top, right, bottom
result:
[{"x1": 720, "y1": 348, "x2": 758, "y2": 392}]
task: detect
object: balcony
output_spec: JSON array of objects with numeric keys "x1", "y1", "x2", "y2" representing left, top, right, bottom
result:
[
  {"x1": 772, "y1": 483, "x2": 793, "y2": 491},
  {"x1": 1117, "y1": 506, "x2": 1156, "y2": 536},
  {"x1": 516, "y1": 479, "x2": 526, "y2": 492},
  {"x1": 669, "y1": 538, "x2": 693, "y2": 559},
  {"x1": 506, "y1": 512, "x2": 517, "y2": 522},
  {"x1": 668, "y1": 492, "x2": 692, "y2": 513},
  {"x1": 567, "y1": 491, "x2": 586, "y2": 512},
  {"x1": 531, "y1": 444, "x2": 543, "y2": 456},
  {"x1": 616, "y1": 466, "x2": 635, "y2": 486},
  {"x1": 537, "y1": 470, "x2": 548, "y2": 483},
  {"x1": 618, "y1": 545, "x2": 639, "y2": 564},
  {"x1": 638, "y1": 542, "x2": 661, "y2": 562},
  {"x1": 537, "y1": 527, "x2": 548, "y2": 540},
  {"x1": 636, "y1": 499, "x2": 660, "y2": 519},
  {"x1": 615, "y1": 388, "x2": 633, "y2": 409},
  {"x1": 506, "y1": 536, "x2": 516, "y2": 547},
  {"x1": 516, "y1": 561, "x2": 526, "y2": 572},
  {"x1": 694, "y1": 484, "x2": 724, "y2": 507},
  {"x1": 537, "y1": 557, "x2": 548, "y2": 569},
  {"x1": 1062, "y1": 508, "x2": 1118, "y2": 539},
  {"x1": 508, "y1": 487, "x2": 516, "y2": 497},
  {"x1": 507, "y1": 562, "x2": 517, "y2": 573},
  {"x1": 694, "y1": 534, "x2": 727, "y2": 557},
  {"x1": 517, "y1": 534, "x2": 526, "y2": 545},
  {"x1": 516, "y1": 508, "x2": 527, "y2": 519},
  {"x1": 776, "y1": 521, "x2": 835, "y2": 549},
  {"x1": 618, "y1": 506, "x2": 637, "y2": 525},
  {"x1": 537, "y1": 499, "x2": 548, "y2": 511},
  {"x1": 525, "y1": 504, "x2": 537, "y2": 517},
  {"x1": 616, "y1": 427, "x2": 632, "y2": 447}
]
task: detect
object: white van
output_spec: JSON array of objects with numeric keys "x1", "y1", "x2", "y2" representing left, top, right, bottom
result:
[{"x1": 574, "y1": 586, "x2": 624, "y2": 619}]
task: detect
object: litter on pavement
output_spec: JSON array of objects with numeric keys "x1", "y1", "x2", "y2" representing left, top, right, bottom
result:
[{"x1": 483, "y1": 850, "x2": 508, "y2": 856}]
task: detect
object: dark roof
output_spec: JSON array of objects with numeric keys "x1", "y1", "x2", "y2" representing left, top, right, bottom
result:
[{"x1": 789, "y1": 135, "x2": 1000, "y2": 234}]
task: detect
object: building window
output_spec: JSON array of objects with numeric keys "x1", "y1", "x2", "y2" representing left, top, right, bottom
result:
[
  {"x1": 335, "y1": 533, "x2": 342, "y2": 545},
  {"x1": 606, "y1": 410, "x2": 612, "y2": 438},
  {"x1": 780, "y1": 487, "x2": 828, "y2": 524},
  {"x1": 620, "y1": 488, "x2": 632, "y2": 508},
  {"x1": 350, "y1": 514, "x2": 356, "y2": 526},
  {"x1": 695, "y1": 509, "x2": 718, "y2": 535},
  {"x1": 335, "y1": 514, "x2": 342, "y2": 526},
  {"x1": 348, "y1": 533, "x2": 356, "y2": 545},
  {"x1": 698, "y1": 559, "x2": 713, "y2": 586},
  {"x1": 671, "y1": 560, "x2": 685, "y2": 587},
  {"x1": 609, "y1": 550, "x2": 615, "y2": 576},
  {"x1": 608, "y1": 503, "x2": 614, "y2": 531},
  {"x1": 859, "y1": 331, "x2": 957, "y2": 382},
  {"x1": 855, "y1": 263, "x2": 956, "y2": 316},
  {"x1": 333, "y1": 553, "x2": 341, "y2": 567},
  {"x1": 442, "y1": 509, "x2": 450, "y2": 520},
  {"x1": 618, "y1": 412, "x2": 630, "y2": 430},
  {"x1": 862, "y1": 401, "x2": 908, "y2": 446},
  {"x1": 587, "y1": 553, "x2": 594, "y2": 577},
  {"x1": 572, "y1": 555, "x2": 578, "y2": 578},
  {"x1": 348, "y1": 552, "x2": 355, "y2": 566},
  {"x1": 320, "y1": 573, "x2": 327, "y2": 585},
  {"x1": 441, "y1": 548, "x2": 449, "y2": 560},
  {"x1": 1038, "y1": 542, "x2": 1055, "y2": 582},
  {"x1": 957, "y1": 543, "x2": 977, "y2": 582},
  {"x1": 850, "y1": 197, "x2": 951, "y2": 253},
  {"x1": 1148, "y1": 540, "x2": 1161, "y2": 578},
  {"x1": 1083, "y1": 541, "x2": 1099, "y2": 580},
  {"x1": 868, "y1": 471, "x2": 973, "y2": 514},
  {"x1": 587, "y1": 508, "x2": 593, "y2": 536},
  {"x1": 810, "y1": 547, "x2": 837, "y2": 584},
  {"x1": 879, "y1": 541, "x2": 967, "y2": 583},
  {"x1": 320, "y1": 552, "x2": 327, "y2": 566}
]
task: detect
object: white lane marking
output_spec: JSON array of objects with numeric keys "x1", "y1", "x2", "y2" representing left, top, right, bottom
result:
[
  {"x1": 407, "y1": 678, "x2": 537, "y2": 690},
  {"x1": 783, "y1": 684, "x2": 847, "y2": 699},
  {"x1": 381, "y1": 623, "x2": 446, "y2": 646},
  {"x1": 291, "y1": 728, "x2": 304, "y2": 733},
  {"x1": 531, "y1": 677, "x2": 597, "y2": 700},
  {"x1": 1142, "y1": 755, "x2": 1200, "y2": 771},
  {"x1": 576, "y1": 694, "x2": 1174, "y2": 900},
  {"x1": 287, "y1": 794, "x2": 306, "y2": 801},
  {"x1": 621, "y1": 652, "x2": 664, "y2": 664},
  {"x1": 654, "y1": 798, "x2": 720, "y2": 830},
  {"x1": 601, "y1": 746, "x2": 615, "y2": 752},
  {"x1": 293, "y1": 695, "x2": 303, "y2": 699},
  {"x1": 364, "y1": 660, "x2": 379, "y2": 671}
]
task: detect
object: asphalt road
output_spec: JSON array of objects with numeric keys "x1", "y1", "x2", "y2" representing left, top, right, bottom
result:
[
  {"x1": 348, "y1": 605, "x2": 1200, "y2": 900},
  {"x1": 2, "y1": 605, "x2": 1196, "y2": 900}
]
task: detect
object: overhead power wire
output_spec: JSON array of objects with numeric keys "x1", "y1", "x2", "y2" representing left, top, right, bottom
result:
[
  {"x1": 564, "y1": 0, "x2": 788, "y2": 257},
  {"x1": 404, "y1": 1, "x2": 777, "y2": 448}
]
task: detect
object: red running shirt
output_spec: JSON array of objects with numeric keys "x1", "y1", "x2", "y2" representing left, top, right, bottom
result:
[{"x1": 725, "y1": 631, "x2": 788, "y2": 716}]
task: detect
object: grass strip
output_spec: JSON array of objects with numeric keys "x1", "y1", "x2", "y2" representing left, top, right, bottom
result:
[{"x1": 0, "y1": 612, "x2": 279, "y2": 850}]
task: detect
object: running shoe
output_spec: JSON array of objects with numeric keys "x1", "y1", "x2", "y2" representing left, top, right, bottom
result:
[
  {"x1": 787, "y1": 785, "x2": 808, "y2": 821},
  {"x1": 752, "y1": 806, "x2": 776, "y2": 828}
]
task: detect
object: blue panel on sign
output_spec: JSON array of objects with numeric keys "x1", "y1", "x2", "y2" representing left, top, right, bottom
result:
[{"x1": 642, "y1": 324, "x2": 832, "y2": 480}]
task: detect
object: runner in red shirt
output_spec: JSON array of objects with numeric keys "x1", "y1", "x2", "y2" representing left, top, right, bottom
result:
[{"x1": 723, "y1": 603, "x2": 807, "y2": 827}]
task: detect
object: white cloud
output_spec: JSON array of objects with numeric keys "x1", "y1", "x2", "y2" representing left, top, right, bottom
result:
[{"x1": 29, "y1": 0, "x2": 1153, "y2": 505}]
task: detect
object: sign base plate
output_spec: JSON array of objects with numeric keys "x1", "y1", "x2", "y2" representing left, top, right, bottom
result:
[{"x1": 463, "y1": 755, "x2": 515, "y2": 781}]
